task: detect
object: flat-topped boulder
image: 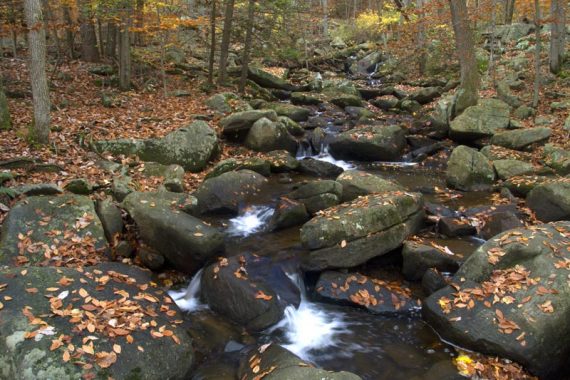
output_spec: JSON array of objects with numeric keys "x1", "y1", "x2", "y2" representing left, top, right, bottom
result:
[
  {"x1": 490, "y1": 127, "x2": 551, "y2": 151},
  {"x1": 247, "y1": 66, "x2": 297, "y2": 91},
  {"x1": 122, "y1": 191, "x2": 224, "y2": 274},
  {"x1": 220, "y1": 109, "x2": 278, "y2": 135},
  {"x1": 0, "y1": 195, "x2": 108, "y2": 267},
  {"x1": 288, "y1": 180, "x2": 343, "y2": 214},
  {"x1": 449, "y1": 99, "x2": 510, "y2": 141},
  {"x1": 94, "y1": 121, "x2": 219, "y2": 172},
  {"x1": 329, "y1": 125, "x2": 407, "y2": 161},
  {"x1": 423, "y1": 222, "x2": 570, "y2": 379},
  {"x1": 300, "y1": 191, "x2": 424, "y2": 271},
  {"x1": 336, "y1": 170, "x2": 403, "y2": 202},
  {"x1": 0, "y1": 263, "x2": 193, "y2": 379}
]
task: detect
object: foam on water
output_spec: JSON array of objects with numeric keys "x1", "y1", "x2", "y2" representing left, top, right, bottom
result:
[
  {"x1": 269, "y1": 274, "x2": 348, "y2": 361},
  {"x1": 297, "y1": 143, "x2": 355, "y2": 171},
  {"x1": 227, "y1": 206, "x2": 274, "y2": 238},
  {"x1": 168, "y1": 269, "x2": 205, "y2": 313}
]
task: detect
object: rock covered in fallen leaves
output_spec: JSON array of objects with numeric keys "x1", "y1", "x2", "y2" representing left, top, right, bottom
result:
[
  {"x1": 238, "y1": 343, "x2": 362, "y2": 380},
  {"x1": 446, "y1": 145, "x2": 496, "y2": 192},
  {"x1": 0, "y1": 195, "x2": 109, "y2": 267},
  {"x1": 94, "y1": 121, "x2": 220, "y2": 172},
  {"x1": 402, "y1": 241, "x2": 460, "y2": 281},
  {"x1": 336, "y1": 170, "x2": 403, "y2": 202},
  {"x1": 423, "y1": 222, "x2": 570, "y2": 379},
  {"x1": 122, "y1": 191, "x2": 223, "y2": 274},
  {"x1": 200, "y1": 254, "x2": 300, "y2": 332},
  {"x1": 328, "y1": 124, "x2": 407, "y2": 161},
  {"x1": 193, "y1": 170, "x2": 267, "y2": 215},
  {"x1": 316, "y1": 271, "x2": 419, "y2": 314},
  {"x1": 300, "y1": 191, "x2": 424, "y2": 271},
  {"x1": 0, "y1": 263, "x2": 193, "y2": 379},
  {"x1": 526, "y1": 180, "x2": 570, "y2": 222}
]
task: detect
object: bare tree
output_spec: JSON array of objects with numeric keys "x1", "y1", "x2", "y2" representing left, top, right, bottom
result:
[
  {"x1": 208, "y1": 0, "x2": 217, "y2": 85},
  {"x1": 449, "y1": 0, "x2": 480, "y2": 114},
  {"x1": 118, "y1": 1, "x2": 132, "y2": 91},
  {"x1": 23, "y1": 0, "x2": 50, "y2": 144},
  {"x1": 78, "y1": 0, "x2": 100, "y2": 62},
  {"x1": 322, "y1": 0, "x2": 328, "y2": 35},
  {"x1": 532, "y1": 0, "x2": 541, "y2": 108},
  {"x1": 217, "y1": 0, "x2": 235, "y2": 85},
  {"x1": 549, "y1": 0, "x2": 566, "y2": 74},
  {"x1": 504, "y1": 0, "x2": 515, "y2": 24},
  {"x1": 239, "y1": 0, "x2": 256, "y2": 93},
  {"x1": 0, "y1": 80, "x2": 10, "y2": 130}
]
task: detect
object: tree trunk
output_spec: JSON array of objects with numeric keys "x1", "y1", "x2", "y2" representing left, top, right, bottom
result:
[
  {"x1": 532, "y1": 0, "x2": 541, "y2": 108},
  {"x1": 106, "y1": 22, "x2": 118, "y2": 58},
  {"x1": 417, "y1": 0, "x2": 426, "y2": 75},
  {"x1": 79, "y1": 0, "x2": 100, "y2": 62},
  {"x1": 63, "y1": 5, "x2": 75, "y2": 59},
  {"x1": 239, "y1": 0, "x2": 256, "y2": 93},
  {"x1": 504, "y1": 0, "x2": 515, "y2": 24},
  {"x1": 24, "y1": 0, "x2": 51, "y2": 144},
  {"x1": 135, "y1": 0, "x2": 145, "y2": 46},
  {"x1": 322, "y1": 0, "x2": 328, "y2": 35},
  {"x1": 208, "y1": 0, "x2": 217, "y2": 85},
  {"x1": 119, "y1": 3, "x2": 132, "y2": 91},
  {"x1": 549, "y1": 0, "x2": 566, "y2": 74},
  {"x1": 217, "y1": 0, "x2": 235, "y2": 85},
  {"x1": 449, "y1": 0, "x2": 480, "y2": 115},
  {"x1": 0, "y1": 80, "x2": 11, "y2": 130}
]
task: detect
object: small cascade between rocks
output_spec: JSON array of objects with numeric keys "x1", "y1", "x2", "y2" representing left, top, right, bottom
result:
[
  {"x1": 227, "y1": 206, "x2": 275, "y2": 238},
  {"x1": 268, "y1": 274, "x2": 348, "y2": 361},
  {"x1": 168, "y1": 268, "x2": 205, "y2": 313},
  {"x1": 296, "y1": 138, "x2": 355, "y2": 171}
]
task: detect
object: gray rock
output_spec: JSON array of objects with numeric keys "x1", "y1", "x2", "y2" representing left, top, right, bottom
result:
[
  {"x1": 409, "y1": 87, "x2": 441, "y2": 104},
  {"x1": 245, "y1": 117, "x2": 297, "y2": 153},
  {"x1": 543, "y1": 144, "x2": 570, "y2": 175},
  {"x1": 449, "y1": 99, "x2": 510, "y2": 141},
  {"x1": 220, "y1": 110, "x2": 279, "y2": 134},
  {"x1": 298, "y1": 158, "x2": 344, "y2": 178},
  {"x1": 496, "y1": 80, "x2": 522, "y2": 108},
  {"x1": 513, "y1": 105, "x2": 535, "y2": 120},
  {"x1": 370, "y1": 96, "x2": 399, "y2": 111},
  {"x1": 479, "y1": 211, "x2": 524, "y2": 240},
  {"x1": 493, "y1": 159, "x2": 535, "y2": 180},
  {"x1": 301, "y1": 192, "x2": 424, "y2": 270},
  {"x1": 289, "y1": 180, "x2": 343, "y2": 214},
  {"x1": 269, "y1": 197, "x2": 310, "y2": 230},
  {"x1": 526, "y1": 180, "x2": 570, "y2": 222},
  {"x1": 14, "y1": 183, "x2": 63, "y2": 196},
  {"x1": 95, "y1": 198, "x2": 124, "y2": 242},
  {"x1": 329, "y1": 125, "x2": 407, "y2": 161},
  {"x1": 112, "y1": 175, "x2": 134, "y2": 202},
  {"x1": 264, "y1": 103, "x2": 311, "y2": 122},
  {"x1": 194, "y1": 170, "x2": 267, "y2": 215},
  {"x1": 64, "y1": 178, "x2": 93, "y2": 195},
  {"x1": 278, "y1": 116, "x2": 305, "y2": 136},
  {"x1": 266, "y1": 150, "x2": 300, "y2": 172},
  {"x1": 336, "y1": 170, "x2": 403, "y2": 202},
  {"x1": 490, "y1": 127, "x2": 551, "y2": 151},
  {"x1": 206, "y1": 92, "x2": 251, "y2": 114},
  {"x1": 290, "y1": 92, "x2": 324, "y2": 106},
  {"x1": 122, "y1": 191, "x2": 223, "y2": 274},
  {"x1": 446, "y1": 146, "x2": 496, "y2": 191},
  {"x1": 206, "y1": 157, "x2": 271, "y2": 179},
  {"x1": 247, "y1": 67, "x2": 296, "y2": 91}
]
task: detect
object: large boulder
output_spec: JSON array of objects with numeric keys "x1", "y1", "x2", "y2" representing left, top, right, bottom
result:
[
  {"x1": 351, "y1": 51, "x2": 383, "y2": 75},
  {"x1": 0, "y1": 263, "x2": 193, "y2": 379},
  {"x1": 238, "y1": 344, "x2": 361, "y2": 380},
  {"x1": 298, "y1": 158, "x2": 344, "y2": 178},
  {"x1": 193, "y1": 170, "x2": 267, "y2": 215},
  {"x1": 423, "y1": 222, "x2": 570, "y2": 379},
  {"x1": 245, "y1": 117, "x2": 297, "y2": 153},
  {"x1": 205, "y1": 157, "x2": 271, "y2": 179},
  {"x1": 490, "y1": 127, "x2": 552, "y2": 151},
  {"x1": 526, "y1": 181, "x2": 570, "y2": 222},
  {"x1": 300, "y1": 191, "x2": 424, "y2": 271},
  {"x1": 408, "y1": 87, "x2": 442, "y2": 105},
  {"x1": 264, "y1": 103, "x2": 311, "y2": 122},
  {"x1": 0, "y1": 195, "x2": 108, "y2": 267},
  {"x1": 402, "y1": 241, "x2": 460, "y2": 281},
  {"x1": 94, "y1": 121, "x2": 219, "y2": 172},
  {"x1": 220, "y1": 110, "x2": 278, "y2": 135},
  {"x1": 201, "y1": 254, "x2": 300, "y2": 332},
  {"x1": 446, "y1": 146, "x2": 496, "y2": 191},
  {"x1": 122, "y1": 192, "x2": 224, "y2": 274},
  {"x1": 247, "y1": 67, "x2": 297, "y2": 91},
  {"x1": 493, "y1": 159, "x2": 535, "y2": 180},
  {"x1": 449, "y1": 99, "x2": 510, "y2": 141},
  {"x1": 316, "y1": 271, "x2": 418, "y2": 314},
  {"x1": 336, "y1": 170, "x2": 403, "y2": 202},
  {"x1": 288, "y1": 180, "x2": 343, "y2": 214},
  {"x1": 543, "y1": 144, "x2": 570, "y2": 175},
  {"x1": 329, "y1": 125, "x2": 407, "y2": 161}
]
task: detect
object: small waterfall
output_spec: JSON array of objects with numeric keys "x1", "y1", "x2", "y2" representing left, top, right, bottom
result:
[
  {"x1": 269, "y1": 274, "x2": 348, "y2": 361},
  {"x1": 297, "y1": 137, "x2": 355, "y2": 172},
  {"x1": 168, "y1": 269, "x2": 205, "y2": 313},
  {"x1": 227, "y1": 206, "x2": 274, "y2": 238}
]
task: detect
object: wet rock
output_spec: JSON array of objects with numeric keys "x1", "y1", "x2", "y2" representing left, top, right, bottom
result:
[
  {"x1": 490, "y1": 127, "x2": 551, "y2": 151},
  {"x1": 423, "y1": 222, "x2": 570, "y2": 379},
  {"x1": 247, "y1": 66, "x2": 297, "y2": 91},
  {"x1": 493, "y1": 159, "x2": 535, "y2": 180},
  {"x1": 421, "y1": 269, "x2": 449, "y2": 296},
  {"x1": 422, "y1": 360, "x2": 464, "y2": 380},
  {"x1": 329, "y1": 124, "x2": 407, "y2": 161},
  {"x1": 449, "y1": 99, "x2": 510, "y2": 141},
  {"x1": 278, "y1": 116, "x2": 305, "y2": 136},
  {"x1": 94, "y1": 121, "x2": 219, "y2": 172},
  {"x1": 238, "y1": 344, "x2": 362, "y2": 380},
  {"x1": 301, "y1": 192, "x2": 424, "y2": 271},
  {"x1": 269, "y1": 197, "x2": 310, "y2": 230},
  {"x1": 352, "y1": 51, "x2": 384, "y2": 75},
  {"x1": 64, "y1": 178, "x2": 93, "y2": 195},
  {"x1": 138, "y1": 245, "x2": 166, "y2": 270},
  {"x1": 298, "y1": 158, "x2": 344, "y2": 178},
  {"x1": 266, "y1": 150, "x2": 300, "y2": 172},
  {"x1": 446, "y1": 146, "x2": 496, "y2": 191},
  {"x1": 206, "y1": 157, "x2": 271, "y2": 179},
  {"x1": 0, "y1": 263, "x2": 193, "y2": 379},
  {"x1": 0, "y1": 195, "x2": 108, "y2": 266},
  {"x1": 288, "y1": 180, "x2": 343, "y2": 214},
  {"x1": 187, "y1": 311, "x2": 246, "y2": 361},
  {"x1": 316, "y1": 271, "x2": 418, "y2": 314},
  {"x1": 194, "y1": 170, "x2": 267, "y2": 215},
  {"x1": 526, "y1": 181, "x2": 570, "y2": 222},
  {"x1": 438, "y1": 217, "x2": 477, "y2": 237},
  {"x1": 479, "y1": 211, "x2": 523, "y2": 240},
  {"x1": 245, "y1": 117, "x2": 298, "y2": 153},
  {"x1": 402, "y1": 241, "x2": 460, "y2": 281},
  {"x1": 95, "y1": 198, "x2": 124, "y2": 242},
  {"x1": 220, "y1": 110, "x2": 279, "y2": 135},
  {"x1": 336, "y1": 170, "x2": 403, "y2": 202},
  {"x1": 201, "y1": 254, "x2": 300, "y2": 332},
  {"x1": 543, "y1": 144, "x2": 570, "y2": 175},
  {"x1": 408, "y1": 87, "x2": 442, "y2": 105},
  {"x1": 345, "y1": 106, "x2": 374, "y2": 121},
  {"x1": 122, "y1": 191, "x2": 223, "y2": 274}
]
